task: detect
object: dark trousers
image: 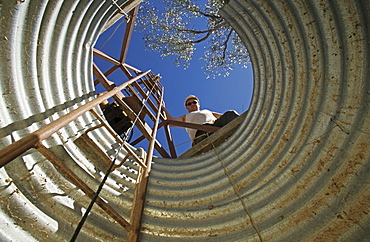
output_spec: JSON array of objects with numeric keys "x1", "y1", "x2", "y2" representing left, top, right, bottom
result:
[{"x1": 193, "y1": 110, "x2": 239, "y2": 145}]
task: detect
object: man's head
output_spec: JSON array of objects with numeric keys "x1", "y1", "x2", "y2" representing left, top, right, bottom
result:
[{"x1": 184, "y1": 95, "x2": 200, "y2": 113}]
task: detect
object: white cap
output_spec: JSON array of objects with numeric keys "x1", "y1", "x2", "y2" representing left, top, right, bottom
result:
[{"x1": 184, "y1": 95, "x2": 199, "y2": 106}]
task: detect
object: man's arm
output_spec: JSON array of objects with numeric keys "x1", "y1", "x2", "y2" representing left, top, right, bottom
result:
[
  {"x1": 166, "y1": 115, "x2": 186, "y2": 127},
  {"x1": 212, "y1": 112, "x2": 222, "y2": 119}
]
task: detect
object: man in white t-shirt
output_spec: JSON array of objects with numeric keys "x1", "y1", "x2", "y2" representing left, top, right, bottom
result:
[{"x1": 168, "y1": 95, "x2": 239, "y2": 145}]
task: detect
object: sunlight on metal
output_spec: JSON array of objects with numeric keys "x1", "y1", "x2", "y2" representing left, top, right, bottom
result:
[{"x1": 0, "y1": 0, "x2": 369, "y2": 241}]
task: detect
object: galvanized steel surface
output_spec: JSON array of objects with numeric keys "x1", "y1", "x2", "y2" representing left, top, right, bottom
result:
[
  {"x1": 0, "y1": 0, "x2": 369, "y2": 241},
  {"x1": 0, "y1": 1, "x2": 138, "y2": 241}
]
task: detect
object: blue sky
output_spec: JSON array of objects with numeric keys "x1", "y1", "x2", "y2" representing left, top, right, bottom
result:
[{"x1": 94, "y1": 5, "x2": 253, "y2": 156}]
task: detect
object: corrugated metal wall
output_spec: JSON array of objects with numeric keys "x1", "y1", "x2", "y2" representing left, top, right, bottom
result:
[
  {"x1": 0, "y1": 1, "x2": 138, "y2": 241},
  {"x1": 0, "y1": 0, "x2": 369, "y2": 241}
]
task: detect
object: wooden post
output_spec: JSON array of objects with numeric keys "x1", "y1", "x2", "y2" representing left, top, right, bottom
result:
[{"x1": 127, "y1": 88, "x2": 164, "y2": 241}]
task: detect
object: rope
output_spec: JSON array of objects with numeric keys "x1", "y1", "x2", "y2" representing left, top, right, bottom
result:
[
  {"x1": 210, "y1": 142, "x2": 263, "y2": 241},
  {"x1": 99, "y1": 17, "x2": 126, "y2": 50},
  {"x1": 70, "y1": 143, "x2": 125, "y2": 242},
  {"x1": 71, "y1": 75, "x2": 159, "y2": 241}
]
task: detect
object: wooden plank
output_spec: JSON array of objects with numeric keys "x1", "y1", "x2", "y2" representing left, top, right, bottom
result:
[
  {"x1": 164, "y1": 125, "x2": 177, "y2": 158},
  {"x1": 179, "y1": 112, "x2": 248, "y2": 158},
  {"x1": 120, "y1": 6, "x2": 139, "y2": 63},
  {"x1": 164, "y1": 120, "x2": 221, "y2": 133},
  {"x1": 130, "y1": 135, "x2": 145, "y2": 146},
  {"x1": 127, "y1": 86, "x2": 164, "y2": 241},
  {"x1": 93, "y1": 48, "x2": 120, "y2": 65},
  {"x1": 94, "y1": 64, "x2": 120, "y2": 86},
  {"x1": 100, "y1": 0, "x2": 142, "y2": 34}
]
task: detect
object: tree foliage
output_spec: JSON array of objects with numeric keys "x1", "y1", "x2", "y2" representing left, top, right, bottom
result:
[{"x1": 135, "y1": 0, "x2": 250, "y2": 78}]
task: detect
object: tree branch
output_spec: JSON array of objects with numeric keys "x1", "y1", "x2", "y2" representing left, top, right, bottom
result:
[
  {"x1": 190, "y1": 31, "x2": 213, "y2": 43},
  {"x1": 222, "y1": 29, "x2": 234, "y2": 60},
  {"x1": 193, "y1": 9, "x2": 221, "y2": 19},
  {"x1": 172, "y1": 21, "x2": 229, "y2": 45},
  {"x1": 173, "y1": 21, "x2": 228, "y2": 34}
]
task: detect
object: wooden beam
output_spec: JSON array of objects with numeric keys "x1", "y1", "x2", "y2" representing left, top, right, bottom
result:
[
  {"x1": 164, "y1": 124, "x2": 177, "y2": 158},
  {"x1": 93, "y1": 48, "x2": 120, "y2": 65},
  {"x1": 100, "y1": 0, "x2": 143, "y2": 34},
  {"x1": 164, "y1": 120, "x2": 221, "y2": 133},
  {"x1": 130, "y1": 135, "x2": 145, "y2": 146},
  {"x1": 93, "y1": 63, "x2": 119, "y2": 92},
  {"x1": 123, "y1": 63, "x2": 142, "y2": 73},
  {"x1": 127, "y1": 86, "x2": 164, "y2": 241},
  {"x1": 179, "y1": 112, "x2": 248, "y2": 158},
  {"x1": 120, "y1": 6, "x2": 139, "y2": 63},
  {"x1": 94, "y1": 64, "x2": 119, "y2": 86}
]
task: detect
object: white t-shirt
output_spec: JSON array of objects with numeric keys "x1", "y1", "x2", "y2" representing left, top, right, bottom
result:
[{"x1": 185, "y1": 109, "x2": 217, "y2": 141}]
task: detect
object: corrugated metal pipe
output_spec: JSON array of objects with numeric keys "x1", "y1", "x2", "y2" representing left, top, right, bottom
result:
[{"x1": 0, "y1": 0, "x2": 369, "y2": 241}]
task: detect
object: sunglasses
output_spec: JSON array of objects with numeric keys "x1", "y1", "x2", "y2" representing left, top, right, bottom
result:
[{"x1": 186, "y1": 100, "x2": 198, "y2": 106}]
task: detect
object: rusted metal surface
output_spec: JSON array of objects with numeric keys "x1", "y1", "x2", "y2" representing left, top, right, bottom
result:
[
  {"x1": 35, "y1": 143, "x2": 132, "y2": 232},
  {"x1": 0, "y1": 0, "x2": 369, "y2": 241}
]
